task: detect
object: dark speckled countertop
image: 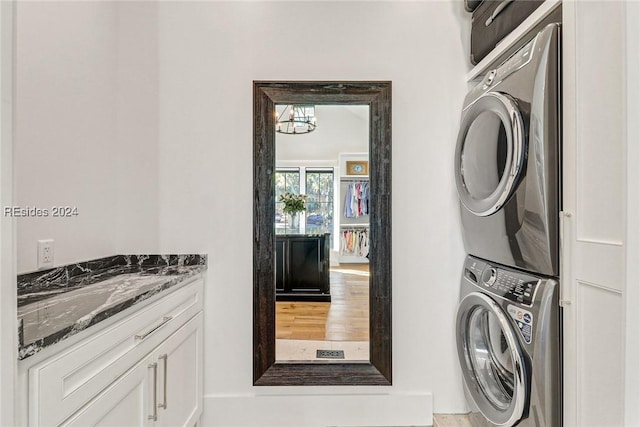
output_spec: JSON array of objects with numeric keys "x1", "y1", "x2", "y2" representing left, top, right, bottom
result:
[{"x1": 17, "y1": 254, "x2": 207, "y2": 360}]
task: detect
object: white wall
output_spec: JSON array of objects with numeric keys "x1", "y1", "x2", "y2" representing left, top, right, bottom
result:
[
  {"x1": 14, "y1": 2, "x2": 159, "y2": 274},
  {"x1": 0, "y1": 2, "x2": 16, "y2": 425},
  {"x1": 625, "y1": 1, "x2": 640, "y2": 425},
  {"x1": 156, "y1": 2, "x2": 469, "y2": 425},
  {"x1": 114, "y1": 2, "x2": 160, "y2": 256}
]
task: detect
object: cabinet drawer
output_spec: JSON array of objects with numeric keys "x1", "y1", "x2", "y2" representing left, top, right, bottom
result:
[{"x1": 28, "y1": 277, "x2": 203, "y2": 427}]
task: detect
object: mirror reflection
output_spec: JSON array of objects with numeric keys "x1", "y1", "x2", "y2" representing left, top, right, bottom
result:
[{"x1": 274, "y1": 105, "x2": 370, "y2": 362}]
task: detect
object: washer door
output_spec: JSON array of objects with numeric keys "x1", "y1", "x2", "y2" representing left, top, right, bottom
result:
[
  {"x1": 456, "y1": 292, "x2": 528, "y2": 426},
  {"x1": 454, "y1": 92, "x2": 526, "y2": 217}
]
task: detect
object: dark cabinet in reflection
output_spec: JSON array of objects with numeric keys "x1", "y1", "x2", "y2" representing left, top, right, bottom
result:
[{"x1": 275, "y1": 233, "x2": 330, "y2": 302}]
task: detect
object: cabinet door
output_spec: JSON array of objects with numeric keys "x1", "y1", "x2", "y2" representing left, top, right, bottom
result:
[
  {"x1": 154, "y1": 312, "x2": 203, "y2": 427},
  {"x1": 61, "y1": 357, "x2": 153, "y2": 427},
  {"x1": 563, "y1": 2, "x2": 626, "y2": 426},
  {"x1": 289, "y1": 237, "x2": 324, "y2": 292}
]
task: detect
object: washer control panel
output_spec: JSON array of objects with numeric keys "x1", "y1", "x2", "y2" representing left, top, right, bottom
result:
[
  {"x1": 464, "y1": 258, "x2": 540, "y2": 307},
  {"x1": 487, "y1": 269, "x2": 539, "y2": 307}
]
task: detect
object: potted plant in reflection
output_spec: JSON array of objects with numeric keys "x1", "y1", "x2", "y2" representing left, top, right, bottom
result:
[{"x1": 279, "y1": 192, "x2": 307, "y2": 232}]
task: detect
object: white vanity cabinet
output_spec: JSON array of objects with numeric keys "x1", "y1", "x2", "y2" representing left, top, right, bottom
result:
[
  {"x1": 153, "y1": 312, "x2": 203, "y2": 427},
  {"x1": 62, "y1": 313, "x2": 203, "y2": 427},
  {"x1": 61, "y1": 354, "x2": 153, "y2": 427},
  {"x1": 25, "y1": 277, "x2": 204, "y2": 427}
]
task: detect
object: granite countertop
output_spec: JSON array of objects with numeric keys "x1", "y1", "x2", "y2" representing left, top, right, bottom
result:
[{"x1": 17, "y1": 254, "x2": 207, "y2": 360}]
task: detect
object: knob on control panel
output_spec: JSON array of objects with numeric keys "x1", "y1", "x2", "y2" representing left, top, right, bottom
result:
[{"x1": 482, "y1": 267, "x2": 497, "y2": 286}]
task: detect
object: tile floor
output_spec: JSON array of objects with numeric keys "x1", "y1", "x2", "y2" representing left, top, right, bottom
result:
[
  {"x1": 328, "y1": 413, "x2": 473, "y2": 427},
  {"x1": 437, "y1": 412, "x2": 496, "y2": 427},
  {"x1": 432, "y1": 414, "x2": 473, "y2": 427},
  {"x1": 276, "y1": 338, "x2": 369, "y2": 361}
]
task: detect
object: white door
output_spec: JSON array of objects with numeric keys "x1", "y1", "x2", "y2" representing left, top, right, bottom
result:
[
  {"x1": 154, "y1": 312, "x2": 203, "y2": 427},
  {"x1": 562, "y1": 1, "x2": 626, "y2": 426},
  {"x1": 61, "y1": 356, "x2": 153, "y2": 427}
]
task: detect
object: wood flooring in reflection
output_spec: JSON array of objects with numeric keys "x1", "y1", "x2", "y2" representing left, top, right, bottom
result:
[{"x1": 275, "y1": 263, "x2": 370, "y2": 342}]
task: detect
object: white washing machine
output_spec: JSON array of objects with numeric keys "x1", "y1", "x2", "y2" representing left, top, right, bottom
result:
[{"x1": 456, "y1": 255, "x2": 561, "y2": 426}]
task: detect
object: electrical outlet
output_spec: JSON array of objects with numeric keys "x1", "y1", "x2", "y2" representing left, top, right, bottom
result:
[{"x1": 37, "y1": 239, "x2": 54, "y2": 269}]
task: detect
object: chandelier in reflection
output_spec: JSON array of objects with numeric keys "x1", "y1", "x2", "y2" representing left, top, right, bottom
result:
[{"x1": 276, "y1": 105, "x2": 317, "y2": 135}]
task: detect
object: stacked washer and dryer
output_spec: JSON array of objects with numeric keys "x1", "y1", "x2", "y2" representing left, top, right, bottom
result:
[{"x1": 453, "y1": 24, "x2": 562, "y2": 427}]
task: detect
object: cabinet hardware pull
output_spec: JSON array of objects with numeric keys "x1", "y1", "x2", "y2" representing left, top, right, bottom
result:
[
  {"x1": 485, "y1": 0, "x2": 515, "y2": 27},
  {"x1": 559, "y1": 211, "x2": 572, "y2": 307},
  {"x1": 135, "y1": 316, "x2": 173, "y2": 341},
  {"x1": 148, "y1": 363, "x2": 158, "y2": 421},
  {"x1": 159, "y1": 354, "x2": 168, "y2": 409}
]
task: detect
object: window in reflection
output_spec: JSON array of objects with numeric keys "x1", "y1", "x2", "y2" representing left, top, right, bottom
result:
[
  {"x1": 275, "y1": 168, "x2": 301, "y2": 231},
  {"x1": 305, "y1": 169, "x2": 334, "y2": 243}
]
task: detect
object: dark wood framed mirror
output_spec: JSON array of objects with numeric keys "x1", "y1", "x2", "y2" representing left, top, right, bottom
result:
[{"x1": 253, "y1": 81, "x2": 391, "y2": 386}]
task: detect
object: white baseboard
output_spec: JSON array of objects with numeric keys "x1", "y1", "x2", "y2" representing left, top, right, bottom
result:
[{"x1": 200, "y1": 392, "x2": 433, "y2": 427}]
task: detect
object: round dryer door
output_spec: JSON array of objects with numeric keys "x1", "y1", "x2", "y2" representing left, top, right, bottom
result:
[
  {"x1": 456, "y1": 292, "x2": 528, "y2": 426},
  {"x1": 454, "y1": 92, "x2": 526, "y2": 216}
]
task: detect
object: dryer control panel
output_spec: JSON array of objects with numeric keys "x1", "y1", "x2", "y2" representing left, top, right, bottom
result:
[
  {"x1": 464, "y1": 258, "x2": 540, "y2": 307},
  {"x1": 473, "y1": 36, "x2": 536, "y2": 95},
  {"x1": 492, "y1": 36, "x2": 536, "y2": 84}
]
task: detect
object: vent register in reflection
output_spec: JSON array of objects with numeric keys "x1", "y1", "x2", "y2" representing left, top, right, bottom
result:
[{"x1": 274, "y1": 105, "x2": 370, "y2": 362}]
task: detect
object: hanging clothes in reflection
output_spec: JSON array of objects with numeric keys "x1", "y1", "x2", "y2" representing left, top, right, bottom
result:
[
  {"x1": 344, "y1": 181, "x2": 369, "y2": 218},
  {"x1": 340, "y1": 227, "x2": 370, "y2": 257}
]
